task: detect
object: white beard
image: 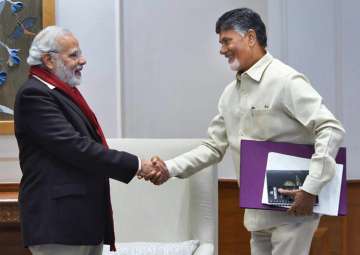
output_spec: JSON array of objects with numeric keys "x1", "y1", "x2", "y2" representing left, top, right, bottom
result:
[
  {"x1": 53, "y1": 58, "x2": 81, "y2": 87},
  {"x1": 229, "y1": 58, "x2": 241, "y2": 71}
]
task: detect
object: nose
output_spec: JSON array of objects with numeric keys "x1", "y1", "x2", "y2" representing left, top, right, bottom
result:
[
  {"x1": 78, "y1": 55, "x2": 86, "y2": 66},
  {"x1": 220, "y1": 45, "x2": 227, "y2": 55}
]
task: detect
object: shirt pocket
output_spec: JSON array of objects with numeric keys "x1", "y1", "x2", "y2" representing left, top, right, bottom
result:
[{"x1": 247, "y1": 107, "x2": 277, "y2": 140}]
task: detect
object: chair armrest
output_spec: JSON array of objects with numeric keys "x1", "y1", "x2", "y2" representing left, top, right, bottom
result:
[{"x1": 193, "y1": 243, "x2": 214, "y2": 255}]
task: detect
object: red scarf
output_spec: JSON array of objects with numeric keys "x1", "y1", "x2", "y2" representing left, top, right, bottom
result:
[{"x1": 29, "y1": 66, "x2": 116, "y2": 251}]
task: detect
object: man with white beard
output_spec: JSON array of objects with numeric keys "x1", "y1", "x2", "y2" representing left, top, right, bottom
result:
[
  {"x1": 149, "y1": 8, "x2": 345, "y2": 255},
  {"x1": 14, "y1": 26, "x2": 163, "y2": 255}
]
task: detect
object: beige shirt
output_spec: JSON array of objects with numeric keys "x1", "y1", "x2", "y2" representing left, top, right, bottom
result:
[
  {"x1": 166, "y1": 50, "x2": 344, "y2": 189},
  {"x1": 166, "y1": 52, "x2": 345, "y2": 230}
]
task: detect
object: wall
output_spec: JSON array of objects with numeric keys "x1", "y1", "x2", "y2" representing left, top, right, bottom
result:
[
  {"x1": 0, "y1": 0, "x2": 123, "y2": 183},
  {"x1": 267, "y1": 0, "x2": 360, "y2": 180},
  {"x1": 1, "y1": 0, "x2": 359, "y2": 182},
  {"x1": 0, "y1": 136, "x2": 21, "y2": 183},
  {"x1": 120, "y1": 0, "x2": 267, "y2": 179},
  {"x1": 56, "y1": 0, "x2": 122, "y2": 137}
]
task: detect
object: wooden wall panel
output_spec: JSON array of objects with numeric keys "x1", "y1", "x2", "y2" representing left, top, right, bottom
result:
[
  {"x1": 219, "y1": 179, "x2": 360, "y2": 255},
  {"x1": 0, "y1": 183, "x2": 30, "y2": 255},
  {"x1": 0, "y1": 225, "x2": 31, "y2": 255},
  {"x1": 219, "y1": 180, "x2": 250, "y2": 254},
  {"x1": 1, "y1": 181, "x2": 359, "y2": 255},
  {"x1": 347, "y1": 181, "x2": 360, "y2": 255}
]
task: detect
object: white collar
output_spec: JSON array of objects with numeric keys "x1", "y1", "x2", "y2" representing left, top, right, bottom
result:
[{"x1": 33, "y1": 75, "x2": 56, "y2": 89}]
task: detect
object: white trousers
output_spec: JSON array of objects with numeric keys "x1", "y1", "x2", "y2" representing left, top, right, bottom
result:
[
  {"x1": 29, "y1": 243, "x2": 103, "y2": 255},
  {"x1": 250, "y1": 216, "x2": 320, "y2": 255}
]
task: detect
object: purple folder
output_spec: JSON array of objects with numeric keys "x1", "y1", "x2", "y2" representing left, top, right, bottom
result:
[{"x1": 239, "y1": 139, "x2": 347, "y2": 216}]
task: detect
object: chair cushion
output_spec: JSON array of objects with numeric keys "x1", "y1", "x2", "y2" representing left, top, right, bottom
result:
[{"x1": 103, "y1": 240, "x2": 200, "y2": 255}]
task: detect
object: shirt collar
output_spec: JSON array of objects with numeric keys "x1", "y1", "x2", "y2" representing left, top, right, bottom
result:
[{"x1": 236, "y1": 52, "x2": 273, "y2": 83}]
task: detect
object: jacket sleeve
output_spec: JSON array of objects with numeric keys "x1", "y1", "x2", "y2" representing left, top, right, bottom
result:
[{"x1": 15, "y1": 86, "x2": 138, "y2": 183}]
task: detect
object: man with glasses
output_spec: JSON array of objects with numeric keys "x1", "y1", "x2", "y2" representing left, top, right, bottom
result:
[
  {"x1": 150, "y1": 8, "x2": 345, "y2": 255},
  {"x1": 14, "y1": 26, "x2": 161, "y2": 255}
]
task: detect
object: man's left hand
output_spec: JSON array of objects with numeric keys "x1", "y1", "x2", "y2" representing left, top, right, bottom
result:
[{"x1": 278, "y1": 189, "x2": 316, "y2": 216}]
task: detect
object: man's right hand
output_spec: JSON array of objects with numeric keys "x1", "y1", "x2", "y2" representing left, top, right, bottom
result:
[
  {"x1": 149, "y1": 156, "x2": 170, "y2": 185},
  {"x1": 137, "y1": 160, "x2": 158, "y2": 180},
  {"x1": 137, "y1": 157, "x2": 171, "y2": 185}
]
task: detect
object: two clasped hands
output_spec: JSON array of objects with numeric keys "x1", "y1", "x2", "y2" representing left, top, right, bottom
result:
[{"x1": 137, "y1": 156, "x2": 170, "y2": 185}]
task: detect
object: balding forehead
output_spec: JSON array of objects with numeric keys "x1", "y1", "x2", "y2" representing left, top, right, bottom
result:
[
  {"x1": 56, "y1": 33, "x2": 77, "y2": 44},
  {"x1": 55, "y1": 34, "x2": 79, "y2": 51}
]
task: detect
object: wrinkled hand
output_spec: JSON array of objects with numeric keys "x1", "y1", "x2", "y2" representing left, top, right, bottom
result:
[
  {"x1": 278, "y1": 188, "x2": 316, "y2": 216},
  {"x1": 137, "y1": 157, "x2": 170, "y2": 185},
  {"x1": 148, "y1": 156, "x2": 170, "y2": 185}
]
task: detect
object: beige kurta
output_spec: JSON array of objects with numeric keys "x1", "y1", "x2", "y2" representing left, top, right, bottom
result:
[{"x1": 166, "y1": 52, "x2": 345, "y2": 231}]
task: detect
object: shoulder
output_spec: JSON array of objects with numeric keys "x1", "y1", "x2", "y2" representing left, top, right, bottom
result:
[
  {"x1": 266, "y1": 58, "x2": 311, "y2": 90},
  {"x1": 17, "y1": 77, "x2": 51, "y2": 96},
  {"x1": 269, "y1": 58, "x2": 302, "y2": 78},
  {"x1": 15, "y1": 77, "x2": 57, "y2": 109}
]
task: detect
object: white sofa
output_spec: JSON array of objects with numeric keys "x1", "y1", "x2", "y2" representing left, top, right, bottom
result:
[{"x1": 104, "y1": 139, "x2": 218, "y2": 255}]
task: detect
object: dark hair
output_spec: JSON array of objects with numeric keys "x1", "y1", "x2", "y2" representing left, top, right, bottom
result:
[{"x1": 216, "y1": 8, "x2": 267, "y2": 48}]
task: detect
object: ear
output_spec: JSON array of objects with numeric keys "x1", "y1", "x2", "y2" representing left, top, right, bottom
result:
[
  {"x1": 41, "y1": 53, "x2": 55, "y2": 70},
  {"x1": 247, "y1": 29, "x2": 257, "y2": 48}
]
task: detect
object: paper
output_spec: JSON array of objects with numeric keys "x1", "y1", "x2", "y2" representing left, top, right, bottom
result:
[{"x1": 262, "y1": 152, "x2": 343, "y2": 216}]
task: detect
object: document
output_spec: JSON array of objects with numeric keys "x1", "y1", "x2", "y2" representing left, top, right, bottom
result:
[{"x1": 261, "y1": 152, "x2": 343, "y2": 216}]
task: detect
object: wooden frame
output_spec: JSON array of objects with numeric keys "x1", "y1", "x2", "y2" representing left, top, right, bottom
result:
[{"x1": 0, "y1": 0, "x2": 55, "y2": 135}]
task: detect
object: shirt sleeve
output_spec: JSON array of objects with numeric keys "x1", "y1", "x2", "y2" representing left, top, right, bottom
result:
[
  {"x1": 282, "y1": 73, "x2": 345, "y2": 195},
  {"x1": 137, "y1": 157, "x2": 142, "y2": 173},
  {"x1": 165, "y1": 98, "x2": 229, "y2": 178}
]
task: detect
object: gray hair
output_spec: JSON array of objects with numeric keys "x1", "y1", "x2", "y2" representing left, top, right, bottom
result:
[{"x1": 27, "y1": 26, "x2": 73, "y2": 66}]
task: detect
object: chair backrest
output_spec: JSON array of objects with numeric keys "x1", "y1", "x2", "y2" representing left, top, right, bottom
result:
[{"x1": 107, "y1": 138, "x2": 218, "y2": 247}]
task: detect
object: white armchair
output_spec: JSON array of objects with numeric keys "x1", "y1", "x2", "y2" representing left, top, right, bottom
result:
[{"x1": 104, "y1": 139, "x2": 218, "y2": 255}]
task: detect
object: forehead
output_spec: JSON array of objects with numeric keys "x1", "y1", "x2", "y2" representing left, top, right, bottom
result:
[
  {"x1": 219, "y1": 29, "x2": 242, "y2": 42},
  {"x1": 56, "y1": 34, "x2": 79, "y2": 52}
]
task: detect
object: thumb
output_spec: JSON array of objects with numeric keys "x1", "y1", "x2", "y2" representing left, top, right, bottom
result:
[
  {"x1": 278, "y1": 188, "x2": 297, "y2": 197},
  {"x1": 151, "y1": 156, "x2": 160, "y2": 161}
]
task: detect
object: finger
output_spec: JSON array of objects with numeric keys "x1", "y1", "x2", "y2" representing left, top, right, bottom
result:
[
  {"x1": 278, "y1": 188, "x2": 297, "y2": 197},
  {"x1": 287, "y1": 205, "x2": 297, "y2": 216},
  {"x1": 296, "y1": 205, "x2": 311, "y2": 216},
  {"x1": 151, "y1": 160, "x2": 164, "y2": 170},
  {"x1": 151, "y1": 162, "x2": 166, "y2": 173},
  {"x1": 151, "y1": 156, "x2": 161, "y2": 162},
  {"x1": 154, "y1": 179, "x2": 164, "y2": 185},
  {"x1": 144, "y1": 170, "x2": 157, "y2": 181},
  {"x1": 154, "y1": 176, "x2": 166, "y2": 186},
  {"x1": 151, "y1": 156, "x2": 167, "y2": 169},
  {"x1": 155, "y1": 172, "x2": 170, "y2": 185},
  {"x1": 157, "y1": 161, "x2": 167, "y2": 169},
  {"x1": 145, "y1": 170, "x2": 157, "y2": 179},
  {"x1": 149, "y1": 171, "x2": 162, "y2": 184},
  {"x1": 137, "y1": 170, "x2": 144, "y2": 179}
]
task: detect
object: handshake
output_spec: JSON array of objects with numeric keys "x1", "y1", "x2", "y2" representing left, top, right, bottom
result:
[{"x1": 137, "y1": 156, "x2": 170, "y2": 185}]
